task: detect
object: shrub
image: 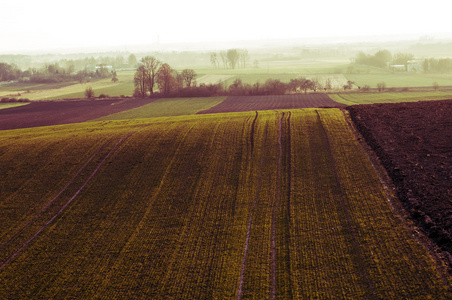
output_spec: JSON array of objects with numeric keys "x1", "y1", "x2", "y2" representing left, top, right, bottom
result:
[
  {"x1": 361, "y1": 85, "x2": 371, "y2": 92},
  {"x1": 85, "y1": 87, "x2": 94, "y2": 99}
]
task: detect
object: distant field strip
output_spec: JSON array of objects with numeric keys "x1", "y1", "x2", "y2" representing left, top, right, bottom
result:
[
  {"x1": 0, "y1": 98, "x2": 155, "y2": 130},
  {"x1": 198, "y1": 94, "x2": 345, "y2": 114},
  {"x1": 0, "y1": 103, "x2": 30, "y2": 110},
  {"x1": 94, "y1": 97, "x2": 226, "y2": 120},
  {"x1": 329, "y1": 91, "x2": 452, "y2": 105},
  {"x1": 305, "y1": 74, "x2": 350, "y2": 90},
  {"x1": 196, "y1": 74, "x2": 235, "y2": 85},
  {"x1": 0, "y1": 111, "x2": 449, "y2": 298}
]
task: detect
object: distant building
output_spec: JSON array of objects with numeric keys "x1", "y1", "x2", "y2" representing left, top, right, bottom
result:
[
  {"x1": 389, "y1": 64, "x2": 406, "y2": 72},
  {"x1": 95, "y1": 65, "x2": 113, "y2": 71}
]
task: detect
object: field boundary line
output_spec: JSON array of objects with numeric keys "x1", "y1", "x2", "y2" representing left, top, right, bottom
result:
[
  {"x1": 0, "y1": 129, "x2": 141, "y2": 271},
  {"x1": 315, "y1": 110, "x2": 377, "y2": 300},
  {"x1": 236, "y1": 120, "x2": 268, "y2": 300}
]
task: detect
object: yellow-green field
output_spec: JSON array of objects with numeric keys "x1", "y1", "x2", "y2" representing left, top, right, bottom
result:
[
  {"x1": 0, "y1": 110, "x2": 449, "y2": 298},
  {"x1": 0, "y1": 103, "x2": 29, "y2": 109},
  {"x1": 94, "y1": 96, "x2": 226, "y2": 120},
  {"x1": 0, "y1": 71, "x2": 135, "y2": 100}
]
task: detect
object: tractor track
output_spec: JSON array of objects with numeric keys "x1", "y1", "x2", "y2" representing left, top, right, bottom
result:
[
  {"x1": 0, "y1": 127, "x2": 144, "y2": 271},
  {"x1": 315, "y1": 110, "x2": 377, "y2": 300},
  {"x1": 236, "y1": 118, "x2": 268, "y2": 300},
  {"x1": 0, "y1": 137, "x2": 115, "y2": 252},
  {"x1": 270, "y1": 112, "x2": 284, "y2": 299}
]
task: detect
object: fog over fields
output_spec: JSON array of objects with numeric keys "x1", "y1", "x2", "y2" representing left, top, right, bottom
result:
[{"x1": 1, "y1": 0, "x2": 451, "y2": 54}]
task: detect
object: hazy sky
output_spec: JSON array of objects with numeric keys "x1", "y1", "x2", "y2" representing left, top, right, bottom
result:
[{"x1": 1, "y1": 0, "x2": 451, "y2": 53}]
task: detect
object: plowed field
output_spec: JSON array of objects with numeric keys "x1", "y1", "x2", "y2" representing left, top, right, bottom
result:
[
  {"x1": 197, "y1": 94, "x2": 345, "y2": 114},
  {"x1": 346, "y1": 99, "x2": 452, "y2": 260},
  {"x1": 0, "y1": 110, "x2": 449, "y2": 298},
  {"x1": 0, "y1": 98, "x2": 155, "y2": 130}
]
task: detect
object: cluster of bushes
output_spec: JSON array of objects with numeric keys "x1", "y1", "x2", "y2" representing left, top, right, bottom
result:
[
  {"x1": 144, "y1": 77, "x2": 328, "y2": 98},
  {"x1": 0, "y1": 63, "x2": 22, "y2": 81},
  {"x1": 1, "y1": 97, "x2": 30, "y2": 103}
]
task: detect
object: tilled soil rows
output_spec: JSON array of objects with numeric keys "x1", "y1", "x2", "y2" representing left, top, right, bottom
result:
[
  {"x1": 197, "y1": 94, "x2": 345, "y2": 114},
  {"x1": 346, "y1": 100, "x2": 452, "y2": 259},
  {"x1": 0, "y1": 98, "x2": 156, "y2": 130}
]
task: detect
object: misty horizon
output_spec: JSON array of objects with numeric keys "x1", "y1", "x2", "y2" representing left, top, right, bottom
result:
[{"x1": 2, "y1": 0, "x2": 452, "y2": 55}]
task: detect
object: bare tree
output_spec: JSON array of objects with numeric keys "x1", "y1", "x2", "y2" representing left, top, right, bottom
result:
[
  {"x1": 181, "y1": 69, "x2": 197, "y2": 87},
  {"x1": 134, "y1": 65, "x2": 147, "y2": 97},
  {"x1": 156, "y1": 63, "x2": 177, "y2": 95},
  {"x1": 300, "y1": 79, "x2": 314, "y2": 94},
  {"x1": 220, "y1": 51, "x2": 228, "y2": 69},
  {"x1": 111, "y1": 71, "x2": 118, "y2": 83},
  {"x1": 227, "y1": 49, "x2": 240, "y2": 69},
  {"x1": 85, "y1": 86, "x2": 94, "y2": 99},
  {"x1": 210, "y1": 53, "x2": 219, "y2": 69},
  {"x1": 141, "y1": 56, "x2": 162, "y2": 95},
  {"x1": 128, "y1": 54, "x2": 137, "y2": 67},
  {"x1": 239, "y1": 49, "x2": 250, "y2": 68},
  {"x1": 325, "y1": 78, "x2": 332, "y2": 90}
]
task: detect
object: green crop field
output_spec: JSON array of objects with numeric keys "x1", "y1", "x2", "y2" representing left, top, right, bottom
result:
[
  {"x1": 0, "y1": 70, "x2": 135, "y2": 100},
  {"x1": 95, "y1": 96, "x2": 226, "y2": 120},
  {"x1": 0, "y1": 103, "x2": 29, "y2": 109},
  {"x1": 345, "y1": 73, "x2": 452, "y2": 89},
  {"x1": 329, "y1": 91, "x2": 452, "y2": 105},
  {"x1": 0, "y1": 110, "x2": 449, "y2": 298}
]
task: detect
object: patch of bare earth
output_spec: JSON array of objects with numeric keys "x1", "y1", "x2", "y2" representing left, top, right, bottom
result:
[
  {"x1": 197, "y1": 94, "x2": 345, "y2": 114},
  {"x1": 346, "y1": 100, "x2": 452, "y2": 266},
  {"x1": 0, "y1": 98, "x2": 156, "y2": 130}
]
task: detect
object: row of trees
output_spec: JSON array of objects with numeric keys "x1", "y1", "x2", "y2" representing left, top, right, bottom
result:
[
  {"x1": 355, "y1": 50, "x2": 415, "y2": 68},
  {"x1": 134, "y1": 58, "x2": 342, "y2": 98},
  {"x1": 0, "y1": 63, "x2": 22, "y2": 81},
  {"x1": 356, "y1": 50, "x2": 452, "y2": 73},
  {"x1": 423, "y1": 58, "x2": 452, "y2": 73},
  {"x1": 210, "y1": 49, "x2": 250, "y2": 69},
  {"x1": 0, "y1": 54, "x2": 139, "y2": 83},
  {"x1": 133, "y1": 56, "x2": 197, "y2": 97}
]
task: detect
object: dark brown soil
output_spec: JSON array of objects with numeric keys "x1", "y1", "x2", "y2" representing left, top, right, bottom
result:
[
  {"x1": 0, "y1": 98, "x2": 156, "y2": 130},
  {"x1": 346, "y1": 100, "x2": 452, "y2": 258},
  {"x1": 197, "y1": 94, "x2": 345, "y2": 114}
]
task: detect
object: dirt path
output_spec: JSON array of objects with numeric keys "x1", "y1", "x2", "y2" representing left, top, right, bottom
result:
[
  {"x1": 315, "y1": 110, "x2": 377, "y2": 300},
  {"x1": 0, "y1": 130, "x2": 139, "y2": 270},
  {"x1": 236, "y1": 119, "x2": 268, "y2": 300}
]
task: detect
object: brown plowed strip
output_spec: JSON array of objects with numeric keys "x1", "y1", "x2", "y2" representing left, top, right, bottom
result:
[
  {"x1": 198, "y1": 94, "x2": 345, "y2": 114},
  {"x1": 0, "y1": 98, "x2": 156, "y2": 130}
]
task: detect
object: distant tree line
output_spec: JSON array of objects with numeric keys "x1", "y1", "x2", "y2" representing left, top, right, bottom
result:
[
  {"x1": 355, "y1": 50, "x2": 415, "y2": 68},
  {"x1": 0, "y1": 54, "x2": 139, "y2": 84},
  {"x1": 355, "y1": 50, "x2": 452, "y2": 73},
  {"x1": 210, "y1": 49, "x2": 250, "y2": 69},
  {"x1": 0, "y1": 63, "x2": 22, "y2": 81},
  {"x1": 422, "y1": 58, "x2": 452, "y2": 73},
  {"x1": 134, "y1": 58, "x2": 333, "y2": 98}
]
